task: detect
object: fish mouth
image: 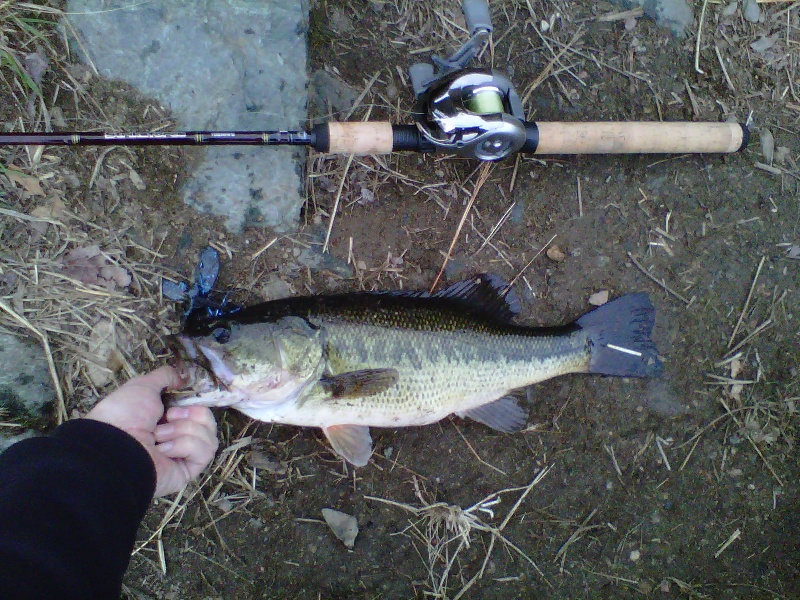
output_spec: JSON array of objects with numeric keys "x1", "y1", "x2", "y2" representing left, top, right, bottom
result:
[{"x1": 167, "y1": 334, "x2": 234, "y2": 390}]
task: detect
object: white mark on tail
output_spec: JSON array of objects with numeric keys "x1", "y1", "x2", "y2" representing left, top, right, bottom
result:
[{"x1": 606, "y1": 343, "x2": 643, "y2": 357}]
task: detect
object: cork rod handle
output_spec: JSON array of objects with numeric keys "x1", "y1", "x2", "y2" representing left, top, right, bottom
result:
[
  {"x1": 528, "y1": 122, "x2": 747, "y2": 154},
  {"x1": 315, "y1": 121, "x2": 748, "y2": 156}
]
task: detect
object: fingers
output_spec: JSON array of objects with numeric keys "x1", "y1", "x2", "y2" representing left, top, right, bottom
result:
[
  {"x1": 152, "y1": 406, "x2": 219, "y2": 487},
  {"x1": 129, "y1": 365, "x2": 187, "y2": 393},
  {"x1": 154, "y1": 412, "x2": 217, "y2": 448},
  {"x1": 164, "y1": 405, "x2": 216, "y2": 430}
]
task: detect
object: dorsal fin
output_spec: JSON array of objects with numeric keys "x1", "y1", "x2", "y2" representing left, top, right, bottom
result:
[{"x1": 434, "y1": 274, "x2": 521, "y2": 322}]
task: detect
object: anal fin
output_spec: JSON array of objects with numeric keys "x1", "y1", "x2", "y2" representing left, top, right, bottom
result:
[
  {"x1": 323, "y1": 424, "x2": 373, "y2": 467},
  {"x1": 459, "y1": 394, "x2": 528, "y2": 433},
  {"x1": 320, "y1": 368, "x2": 399, "y2": 399}
]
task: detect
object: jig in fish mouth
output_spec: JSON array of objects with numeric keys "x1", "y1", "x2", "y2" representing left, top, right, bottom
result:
[{"x1": 166, "y1": 334, "x2": 233, "y2": 391}]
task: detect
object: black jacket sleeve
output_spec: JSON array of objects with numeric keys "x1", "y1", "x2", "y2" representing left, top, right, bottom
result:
[{"x1": 0, "y1": 419, "x2": 156, "y2": 599}]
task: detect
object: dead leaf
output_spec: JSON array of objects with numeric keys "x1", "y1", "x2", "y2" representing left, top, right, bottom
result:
[
  {"x1": 730, "y1": 357, "x2": 742, "y2": 379},
  {"x1": 99, "y1": 265, "x2": 132, "y2": 288},
  {"x1": 6, "y1": 168, "x2": 45, "y2": 196},
  {"x1": 358, "y1": 185, "x2": 375, "y2": 205},
  {"x1": 24, "y1": 52, "x2": 49, "y2": 86},
  {"x1": 321, "y1": 508, "x2": 358, "y2": 549},
  {"x1": 128, "y1": 168, "x2": 146, "y2": 191},
  {"x1": 60, "y1": 245, "x2": 131, "y2": 290},
  {"x1": 588, "y1": 290, "x2": 609, "y2": 306},
  {"x1": 28, "y1": 196, "x2": 67, "y2": 239},
  {"x1": 247, "y1": 450, "x2": 288, "y2": 475},
  {"x1": 85, "y1": 318, "x2": 124, "y2": 388}
]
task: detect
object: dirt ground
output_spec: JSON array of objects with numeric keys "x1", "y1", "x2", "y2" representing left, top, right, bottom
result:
[{"x1": 1, "y1": 0, "x2": 799, "y2": 598}]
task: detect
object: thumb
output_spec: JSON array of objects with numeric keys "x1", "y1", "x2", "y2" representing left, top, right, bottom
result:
[{"x1": 134, "y1": 365, "x2": 187, "y2": 393}]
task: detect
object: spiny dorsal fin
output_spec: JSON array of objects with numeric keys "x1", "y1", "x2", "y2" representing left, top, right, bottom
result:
[
  {"x1": 320, "y1": 368, "x2": 399, "y2": 399},
  {"x1": 458, "y1": 393, "x2": 528, "y2": 433},
  {"x1": 323, "y1": 424, "x2": 373, "y2": 466},
  {"x1": 434, "y1": 273, "x2": 521, "y2": 322}
]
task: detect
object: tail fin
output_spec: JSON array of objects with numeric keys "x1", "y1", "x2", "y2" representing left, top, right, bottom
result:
[{"x1": 577, "y1": 293, "x2": 662, "y2": 377}]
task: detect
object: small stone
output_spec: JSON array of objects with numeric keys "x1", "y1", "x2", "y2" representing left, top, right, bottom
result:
[
  {"x1": 615, "y1": 0, "x2": 693, "y2": 37},
  {"x1": 322, "y1": 508, "x2": 358, "y2": 549},
  {"x1": 260, "y1": 276, "x2": 293, "y2": 302},
  {"x1": 309, "y1": 70, "x2": 358, "y2": 119},
  {"x1": 328, "y1": 7, "x2": 354, "y2": 33},
  {"x1": 588, "y1": 290, "x2": 609, "y2": 306},
  {"x1": 546, "y1": 245, "x2": 567, "y2": 262},
  {"x1": 774, "y1": 146, "x2": 790, "y2": 166},
  {"x1": 0, "y1": 334, "x2": 57, "y2": 428},
  {"x1": 743, "y1": 0, "x2": 761, "y2": 22},
  {"x1": 443, "y1": 256, "x2": 469, "y2": 281},
  {"x1": 721, "y1": 1, "x2": 738, "y2": 17},
  {"x1": 0, "y1": 430, "x2": 37, "y2": 455},
  {"x1": 629, "y1": 549, "x2": 641, "y2": 562},
  {"x1": 295, "y1": 247, "x2": 354, "y2": 278}
]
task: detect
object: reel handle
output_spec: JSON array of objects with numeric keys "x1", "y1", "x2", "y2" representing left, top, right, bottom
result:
[{"x1": 312, "y1": 121, "x2": 748, "y2": 156}]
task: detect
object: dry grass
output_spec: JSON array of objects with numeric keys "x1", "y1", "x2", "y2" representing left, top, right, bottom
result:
[
  {"x1": 367, "y1": 466, "x2": 551, "y2": 598},
  {"x1": 0, "y1": 3, "x2": 190, "y2": 424}
]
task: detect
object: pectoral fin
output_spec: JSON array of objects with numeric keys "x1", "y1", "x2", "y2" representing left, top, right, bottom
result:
[
  {"x1": 320, "y1": 368, "x2": 399, "y2": 399},
  {"x1": 323, "y1": 424, "x2": 373, "y2": 466},
  {"x1": 459, "y1": 394, "x2": 528, "y2": 433}
]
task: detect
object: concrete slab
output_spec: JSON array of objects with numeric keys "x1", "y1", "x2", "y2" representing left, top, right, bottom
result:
[{"x1": 67, "y1": 0, "x2": 308, "y2": 232}]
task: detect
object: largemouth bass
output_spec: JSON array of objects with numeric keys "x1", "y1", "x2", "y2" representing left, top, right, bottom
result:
[{"x1": 168, "y1": 275, "x2": 662, "y2": 466}]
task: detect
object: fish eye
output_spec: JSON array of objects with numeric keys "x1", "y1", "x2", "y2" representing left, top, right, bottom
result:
[{"x1": 212, "y1": 327, "x2": 230, "y2": 344}]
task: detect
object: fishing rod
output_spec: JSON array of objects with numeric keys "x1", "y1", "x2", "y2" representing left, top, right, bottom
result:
[{"x1": 0, "y1": 0, "x2": 749, "y2": 161}]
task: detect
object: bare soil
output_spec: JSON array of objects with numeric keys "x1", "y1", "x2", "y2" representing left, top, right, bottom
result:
[{"x1": 1, "y1": 1, "x2": 799, "y2": 599}]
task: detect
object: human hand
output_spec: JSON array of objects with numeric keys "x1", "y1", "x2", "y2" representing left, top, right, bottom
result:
[{"x1": 85, "y1": 366, "x2": 219, "y2": 497}]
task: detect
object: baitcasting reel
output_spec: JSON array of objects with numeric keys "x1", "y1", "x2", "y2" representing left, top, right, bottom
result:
[{"x1": 409, "y1": 0, "x2": 526, "y2": 161}]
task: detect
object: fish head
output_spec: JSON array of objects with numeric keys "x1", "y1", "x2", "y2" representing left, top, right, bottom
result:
[{"x1": 168, "y1": 316, "x2": 325, "y2": 404}]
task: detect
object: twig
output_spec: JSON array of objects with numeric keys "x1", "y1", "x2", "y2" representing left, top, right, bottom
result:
[
  {"x1": 322, "y1": 154, "x2": 354, "y2": 254},
  {"x1": 509, "y1": 233, "x2": 557, "y2": 288},
  {"x1": 726, "y1": 317, "x2": 773, "y2": 357},
  {"x1": 451, "y1": 421, "x2": 507, "y2": 476},
  {"x1": 727, "y1": 256, "x2": 765, "y2": 348},
  {"x1": 718, "y1": 398, "x2": 784, "y2": 486},
  {"x1": 714, "y1": 45, "x2": 736, "y2": 93},
  {"x1": 714, "y1": 528, "x2": 741, "y2": 558},
  {"x1": 695, "y1": 0, "x2": 709, "y2": 75},
  {"x1": 626, "y1": 252, "x2": 691, "y2": 305},
  {"x1": 430, "y1": 163, "x2": 492, "y2": 292}
]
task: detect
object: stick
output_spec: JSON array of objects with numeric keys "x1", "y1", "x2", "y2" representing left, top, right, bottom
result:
[
  {"x1": 626, "y1": 252, "x2": 691, "y2": 305},
  {"x1": 430, "y1": 163, "x2": 492, "y2": 292},
  {"x1": 727, "y1": 256, "x2": 765, "y2": 348}
]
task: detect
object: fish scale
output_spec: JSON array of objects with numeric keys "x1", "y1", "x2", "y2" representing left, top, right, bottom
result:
[{"x1": 302, "y1": 321, "x2": 590, "y2": 427}]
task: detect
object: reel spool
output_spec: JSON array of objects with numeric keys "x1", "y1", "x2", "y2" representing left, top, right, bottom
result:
[
  {"x1": 408, "y1": 0, "x2": 526, "y2": 161},
  {"x1": 415, "y1": 71, "x2": 526, "y2": 161}
]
